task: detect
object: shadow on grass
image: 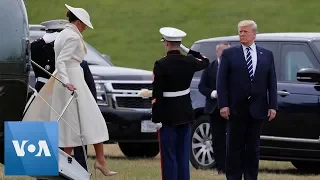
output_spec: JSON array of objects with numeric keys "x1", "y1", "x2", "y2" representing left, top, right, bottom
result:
[{"x1": 259, "y1": 168, "x2": 320, "y2": 176}]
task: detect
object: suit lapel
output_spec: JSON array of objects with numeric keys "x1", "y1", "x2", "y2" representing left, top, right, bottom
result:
[
  {"x1": 212, "y1": 60, "x2": 218, "y2": 74},
  {"x1": 236, "y1": 45, "x2": 250, "y2": 79},
  {"x1": 254, "y1": 46, "x2": 263, "y2": 81}
]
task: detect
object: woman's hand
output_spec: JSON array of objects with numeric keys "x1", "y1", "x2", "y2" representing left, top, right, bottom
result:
[{"x1": 64, "y1": 83, "x2": 76, "y2": 91}]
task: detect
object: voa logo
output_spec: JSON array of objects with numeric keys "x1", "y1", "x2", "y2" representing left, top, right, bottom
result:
[{"x1": 12, "y1": 140, "x2": 51, "y2": 157}]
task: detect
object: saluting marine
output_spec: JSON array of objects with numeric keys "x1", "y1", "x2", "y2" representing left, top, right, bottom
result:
[{"x1": 152, "y1": 27, "x2": 209, "y2": 180}]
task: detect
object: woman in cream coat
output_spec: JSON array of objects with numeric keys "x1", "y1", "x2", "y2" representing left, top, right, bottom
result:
[{"x1": 25, "y1": 4, "x2": 117, "y2": 177}]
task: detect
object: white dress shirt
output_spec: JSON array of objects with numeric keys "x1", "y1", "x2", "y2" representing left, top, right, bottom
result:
[{"x1": 242, "y1": 43, "x2": 257, "y2": 76}]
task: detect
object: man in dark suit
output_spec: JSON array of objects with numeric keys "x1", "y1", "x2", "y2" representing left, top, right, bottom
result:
[
  {"x1": 30, "y1": 20, "x2": 96, "y2": 172},
  {"x1": 217, "y1": 20, "x2": 277, "y2": 180},
  {"x1": 198, "y1": 42, "x2": 230, "y2": 174}
]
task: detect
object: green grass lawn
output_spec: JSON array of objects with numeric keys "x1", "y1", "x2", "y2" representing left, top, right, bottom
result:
[
  {"x1": 25, "y1": 0, "x2": 320, "y2": 71},
  {"x1": 1, "y1": 144, "x2": 320, "y2": 180}
]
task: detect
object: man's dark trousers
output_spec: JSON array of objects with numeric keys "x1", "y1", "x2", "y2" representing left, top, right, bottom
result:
[
  {"x1": 159, "y1": 123, "x2": 191, "y2": 180},
  {"x1": 73, "y1": 146, "x2": 88, "y2": 170},
  {"x1": 225, "y1": 101, "x2": 264, "y2": 180},
  {"x1": 210, "y1": 111, "x2": 226, "y2": 173}
]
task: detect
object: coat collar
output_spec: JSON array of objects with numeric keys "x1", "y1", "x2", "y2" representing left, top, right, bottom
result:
[
  {"x1": 167, "y1": 50, "x2": 181, "y2": 55},
  {"x1": 65, "y1": 23, "x2": 83, "y2": 38},
  {"x1": 241, "y1": 43, "x2": 256, "y2": 52}
]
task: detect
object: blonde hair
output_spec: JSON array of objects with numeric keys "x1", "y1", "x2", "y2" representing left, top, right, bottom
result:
[{"x1": 238, "y1": 20, "x2": 258, "y2": 33}]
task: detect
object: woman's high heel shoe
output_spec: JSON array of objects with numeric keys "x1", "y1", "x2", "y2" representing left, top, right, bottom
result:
[{"x1": 94, "y1": 161, "x2": 118, "y2": 177}]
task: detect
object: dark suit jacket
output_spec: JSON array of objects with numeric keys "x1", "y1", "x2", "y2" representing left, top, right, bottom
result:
[
  {"x1": 198, "y1": 60, "x2": 219, "y2": 114},
  {"x1": 217, "y1": 45, "x2": 277, "y2": 120},
  {"x1": 80, "y1": 60, "x2": 97, "y2": 101}
]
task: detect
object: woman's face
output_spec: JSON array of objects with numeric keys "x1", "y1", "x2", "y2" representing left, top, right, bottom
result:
[
  {"x1": 80, "y1": 21, "x2": 86, "y2": 32},
  {"x1": 74, "y1": 20, "x2": 86, "y2": 33}
]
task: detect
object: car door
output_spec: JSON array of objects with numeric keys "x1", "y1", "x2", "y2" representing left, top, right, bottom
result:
[
  {"x1": 190, "y1": 42, "x2": 219, "y2": 110},
  {"x1": 230, "y1": 41, "x2": 286, "y2": 137},
  {"x1": 265, "y1": 42, "x2": 320, "y2": 143},
  {"x1": 230, "y1": 41, "x2": 320, "y2": 149}
]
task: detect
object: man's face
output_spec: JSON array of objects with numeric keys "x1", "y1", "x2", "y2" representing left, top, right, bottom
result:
[
  {"x1": 216, "y1": 44, "x2": 230, "y2": 59},
  {"x1": 238, "y1": 25, "x2": 256, "y2": 46}
]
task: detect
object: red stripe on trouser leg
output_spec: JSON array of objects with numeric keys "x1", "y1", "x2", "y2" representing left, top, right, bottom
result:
[{"x1": 158, "y1": 130, "x2": 164, "y2": 180}]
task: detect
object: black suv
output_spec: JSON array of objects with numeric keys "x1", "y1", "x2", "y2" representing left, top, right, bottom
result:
[
  {"x1": 28, "y1": 23, "x2": 158, "y2": 158},
  {"x1": 189, "y1": 33, "x2": 320, "y2": 172},
  {"x1": 0, "y1": 0, "x2": 30, "y2": 164}
]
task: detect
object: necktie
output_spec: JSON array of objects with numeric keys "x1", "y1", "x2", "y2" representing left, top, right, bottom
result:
[{"x1": 246, "y1": 47, "x2": 253, "y2": 81}]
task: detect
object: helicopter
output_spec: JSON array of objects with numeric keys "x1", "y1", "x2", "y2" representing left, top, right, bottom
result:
[{"x1": 0, "y1": 0, "x2": 31, "y2": 164}]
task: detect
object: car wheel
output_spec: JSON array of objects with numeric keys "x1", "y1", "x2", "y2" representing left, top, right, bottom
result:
[
  {"x1": 291, "y1": 160, "x2": 320, "y2": 173},
  {"x1": 190, "y1": 115, "x2": 216, "y2": 169},
  {"x1": 118, "y1": 142, "x2": 159, "y2": 158}
]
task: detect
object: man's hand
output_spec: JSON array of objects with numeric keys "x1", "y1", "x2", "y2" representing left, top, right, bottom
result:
[
  {"x1": 220, "y1": 107, "x2": 230, "y2": 120},
  {"x1": 268, "y1": 109, "x2": 276, "y2": 121}
]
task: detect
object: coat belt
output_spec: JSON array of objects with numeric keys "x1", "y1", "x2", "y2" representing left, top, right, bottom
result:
[
  {"x1": 163, "y1": 88, "x2": 190, "y2": 97},
  {"x1": 36, "y1": 77, "x2": 49, "y2": 83}
]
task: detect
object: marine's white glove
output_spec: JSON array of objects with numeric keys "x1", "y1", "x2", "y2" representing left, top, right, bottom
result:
[
  {"x1": 180, "y1": 44, "x2": 190, "y2": 54},
  {"x1": 155, "y1": 123, "x2": 162, "y2": 130},
  {"x1": 42, "y1": 32, "x2": 59, "y2": 44}
]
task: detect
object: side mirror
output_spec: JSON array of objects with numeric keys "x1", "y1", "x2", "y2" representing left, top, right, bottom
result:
[{"x1": 296, "y1": 68, "x2": 320, "y2": 83}]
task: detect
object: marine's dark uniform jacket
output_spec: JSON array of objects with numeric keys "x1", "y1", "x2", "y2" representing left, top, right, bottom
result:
[
  {"x1": 30, "y1": 38, "x2": 97, "y2": 100},
  {"x1": 152, "y1": 49, "x2": 210, "y2": 126},
  {"x1": 30, "y1": 38, "x2": 55, "y2": 91}
]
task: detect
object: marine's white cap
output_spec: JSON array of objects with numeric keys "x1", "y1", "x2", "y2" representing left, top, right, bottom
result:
[
  {"x1": 40, "y1": 19, "x2": 68, "y2": 30},
  {"x1": 160, "y1": 27, "x2": 186, "y2": 42},
  {"x1": 65, "y1": 4, "x2": 94, "y2": 29}
]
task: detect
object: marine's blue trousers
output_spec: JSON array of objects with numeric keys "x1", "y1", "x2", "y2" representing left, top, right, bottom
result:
[{"x1": 158, "y1": 123, "x2": 191, "y2": 180}]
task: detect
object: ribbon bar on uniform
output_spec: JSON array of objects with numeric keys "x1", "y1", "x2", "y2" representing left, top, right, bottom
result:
[
  {"x1": 36, "y1": 77, "x2": 49, "y2": 83},
  {"x1": 163, "y1": 88, "x2": 190, "y2": 97}
]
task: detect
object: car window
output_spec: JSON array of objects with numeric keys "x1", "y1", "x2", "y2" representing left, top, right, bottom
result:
[
  {"x1": 84, "y1": 43, "x2": 112, "y2": 66},
  {"x1": 230, "y1": 41, "x2": 279, "y2": 54},
  {"x1": 191, "y1": 42, "x2": 217, "y2": 78},
  {"x1": 230, "y1": 41, "x2": 240, "y2": 47},
  {"x1": 281, "y1": 43, "x2": 318, "y2": 82},
  {"x1": 0, "y1": 0, "x2": 29, "y2": 61},
  {"x1": 29, "y1": 33, "x2": 112, "y2": 66}
]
